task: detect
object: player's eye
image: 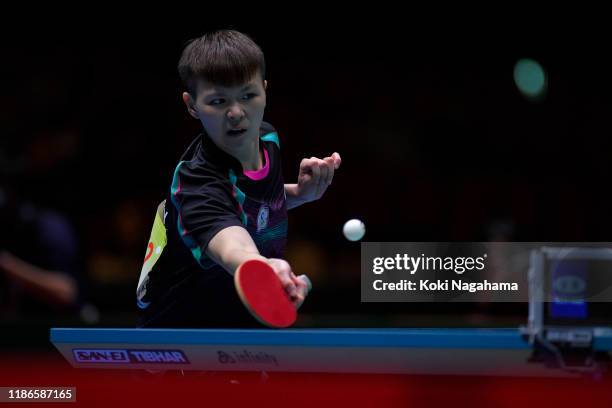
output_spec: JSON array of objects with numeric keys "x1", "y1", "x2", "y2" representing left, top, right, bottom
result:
[
  {"x1": 241, "y1": 93, "x2": 257, "y2": 100},
  {"x1": 208, "y1": 98, "x2": 226, "y2": 106}
]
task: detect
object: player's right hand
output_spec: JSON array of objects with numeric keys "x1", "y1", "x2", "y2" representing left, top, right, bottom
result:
[{"x1": 265, "y1": 258, "x2": 309, "y2": 309}]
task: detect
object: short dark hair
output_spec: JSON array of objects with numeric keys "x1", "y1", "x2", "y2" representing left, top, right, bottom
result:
[{"x1": 178, "y1": 30, "x2": 266, "y2": 96}]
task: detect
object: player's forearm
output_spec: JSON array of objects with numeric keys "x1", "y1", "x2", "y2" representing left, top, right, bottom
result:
[
  {"x1": 0, "y1": 250, "x2": 78, "y2": 306},
  {"x1": 284, "y1": 184, "x2": 308, "y2": 210},
  {"x1": 219, "y1": 249, "x2": 267, "y2": 275},
  {"x1": 206, "y1": 226, "x2": 267, "y2": 275}
]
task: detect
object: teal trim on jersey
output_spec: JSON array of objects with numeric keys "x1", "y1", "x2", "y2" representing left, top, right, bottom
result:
[
  {"x1": 170, "y1": 161, "x2": 184, "y2": 201},
  {"x1": 261, "y1": 132, "x2": 279, "y2": 148},
  {"x1": 228, "y1": 169, "x2": 248, "y2": 225},
  {"x1": 170, "y1": 161, "x2": 207, "y2": 268},
  {"x1": 181, "y1": 227, "x2": 203, "y2": 267},
  {"x1": 170, "y1": 161, "x2": 186, "y2": 237}
]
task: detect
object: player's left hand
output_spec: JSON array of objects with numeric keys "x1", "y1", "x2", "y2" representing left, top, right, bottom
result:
[{"x1": 295, "y1": 152, "x2": 341, "y2": 203}]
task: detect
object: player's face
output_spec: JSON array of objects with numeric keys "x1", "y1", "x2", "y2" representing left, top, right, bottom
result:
[{"x1": 188, "y1": 72, "x2": 267, "y2": 152}]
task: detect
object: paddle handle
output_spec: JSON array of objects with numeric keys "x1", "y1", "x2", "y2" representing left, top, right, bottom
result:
[{"x1": 297, "y1": 274, "x2": 312, "y2": 293}]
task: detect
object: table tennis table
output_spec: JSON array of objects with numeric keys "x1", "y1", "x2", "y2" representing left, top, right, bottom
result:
[{"x1": 50, "y1": 327, "x2": 612, "y2": 377}]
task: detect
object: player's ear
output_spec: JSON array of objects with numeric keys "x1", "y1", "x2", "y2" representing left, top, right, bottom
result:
[
  {"x1": 182, "y1": 92, "x2": 199, "y2": 119},
  {"x1": 264, "y1": 80, "x2": 268, "y2": 91}
]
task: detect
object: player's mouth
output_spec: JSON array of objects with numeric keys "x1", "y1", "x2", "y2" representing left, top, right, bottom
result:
[{"x1": 227, "y1": 128, "x2": 247, "y2": 136}]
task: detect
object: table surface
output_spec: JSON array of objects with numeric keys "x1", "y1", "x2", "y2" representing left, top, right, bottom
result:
[
  {"x1": 50, "y1": 327, "x2": 612, "y2": 377},
  {"x1": 50, "y1": 327, "x2": 612, "y2": 349}
]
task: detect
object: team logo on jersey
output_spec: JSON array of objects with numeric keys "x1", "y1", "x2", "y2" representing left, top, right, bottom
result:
[{"x1": 257, "y1": 204, "x2": 269, "y2": 232}]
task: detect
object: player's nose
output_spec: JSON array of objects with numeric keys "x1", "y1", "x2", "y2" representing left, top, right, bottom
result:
[{"x1": 226, "y1": 104, "x2": 245, "y2": 122}]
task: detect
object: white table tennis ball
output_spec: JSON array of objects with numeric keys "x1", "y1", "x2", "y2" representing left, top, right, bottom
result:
[{"x1": 343, "y1": 219, "x2": 365, "y2": 241}]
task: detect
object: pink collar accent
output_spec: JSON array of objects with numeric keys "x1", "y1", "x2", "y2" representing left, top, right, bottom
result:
[{"x1": 243, "y1": 148, "x2": 269, "y2": 180}]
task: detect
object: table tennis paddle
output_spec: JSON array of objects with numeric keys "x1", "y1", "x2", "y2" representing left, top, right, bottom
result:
[{"x1": 235, "y1": 259, "x2": 311, "y2": 328}]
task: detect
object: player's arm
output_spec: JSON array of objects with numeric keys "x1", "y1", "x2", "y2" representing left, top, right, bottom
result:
[
  {"x1": 285, "y1": 152, "x2": 341, "y2": 210},
  {"x1": 205, "y1": 226, "x2": 308, "y2": 306},
  {"x1": 205, "y1": 226, "x2": 265, "y2": 275},
  {"x1": 284, "y1": 184, "x2": 308, "y2": 210},
  {"x1": 0, "y1": 250, "x2": 78, "y2": 306}
]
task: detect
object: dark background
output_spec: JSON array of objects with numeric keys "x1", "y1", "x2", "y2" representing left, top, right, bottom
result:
[{"x1": 2, "y1": 16, "x2": 612, "y2": 347}]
